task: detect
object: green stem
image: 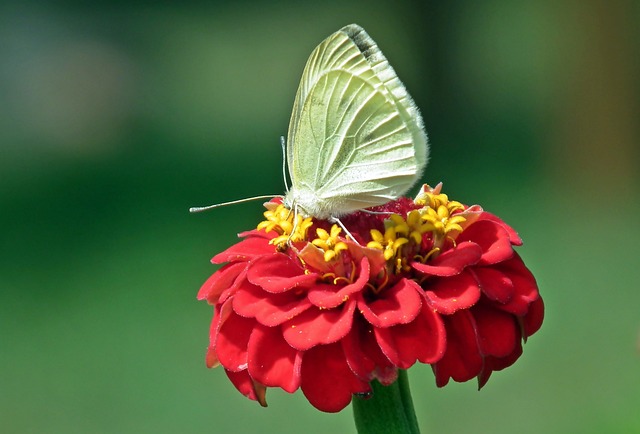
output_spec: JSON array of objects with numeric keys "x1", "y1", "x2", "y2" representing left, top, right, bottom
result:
[{"x1": 352, "y1": 370, "x2": 421, "y2": 434}]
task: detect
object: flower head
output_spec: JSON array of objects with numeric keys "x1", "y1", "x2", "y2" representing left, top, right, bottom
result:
[{"x1": 197, "y1": 183, "x2": 544, "y2": 412}]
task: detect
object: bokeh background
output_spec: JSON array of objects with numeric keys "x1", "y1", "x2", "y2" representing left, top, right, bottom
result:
[{"x1": 1, "y1": 1, "x2": 639, "y2": 433}]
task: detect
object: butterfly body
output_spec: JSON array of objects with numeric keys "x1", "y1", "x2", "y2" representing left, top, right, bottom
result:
[{"x1": 284, "y1": 24, "x2": 428, "y2": 219}]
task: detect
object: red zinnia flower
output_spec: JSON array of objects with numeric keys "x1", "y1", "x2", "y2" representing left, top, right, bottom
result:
[{"x1": 197, "y1": 183, "x2": 544, "y2": 412}]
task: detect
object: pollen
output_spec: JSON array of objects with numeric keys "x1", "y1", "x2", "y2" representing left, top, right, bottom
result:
[
  {"x1": 368, "y1": 228, "x2": 396, "y2": 260},
  {"x1": 366, "y1": 186, "x2": 472, "y2": 274},
  {"x1": 416, "y1": 188, "x2": 467, "y2": 243},
  {"x1": 415, "y1": 186, "x2": 463, "y2": 212},
  {"x1": 367, "y1": 213, "x2": 423, "y2": 273},
  {"x1": 367, "y1": 210, "x2": 434, "y2": 265},
  {"x1": 257, "y1": 204, "x2": 313, "y2": 248},
  {"x1": 311, "y1": 225, "x2": 349, "y2": 262}
]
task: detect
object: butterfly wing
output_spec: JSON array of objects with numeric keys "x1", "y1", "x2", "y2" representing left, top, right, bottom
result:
[{"x1": 286, "y1": 24, "x2": 428, "y2": 218}]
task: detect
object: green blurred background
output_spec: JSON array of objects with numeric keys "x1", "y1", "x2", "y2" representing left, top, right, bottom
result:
[{"x1": 1, "y1": 1, "x2": 638, "y2": 433}]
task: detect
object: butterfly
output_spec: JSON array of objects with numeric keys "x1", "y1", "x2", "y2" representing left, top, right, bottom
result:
[
  {"x1": 191, "y1": 24, "x2": 428, "y2": 221},
  {"x1": 283, "y1": 24, "x2": 428, "y2": 219}
]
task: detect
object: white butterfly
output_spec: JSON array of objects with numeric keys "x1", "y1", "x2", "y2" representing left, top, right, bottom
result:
[
  {"x1": 283, "y1": 24, "x2": 428, "y2": 219},
  {"x1": 191, "y1": 24, "x2": 428, "y2": 220}
]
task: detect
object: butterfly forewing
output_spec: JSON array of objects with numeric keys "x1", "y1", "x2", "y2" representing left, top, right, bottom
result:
[
  {"x1": 288, "y1": 26, "x2": 389, "y2": 172},
  {"x1": 285, "y1": 24, "x2": 428, "y2": 218},
  {"x1": 293, "y1": 70, "x2": 418, "y2": 197}
]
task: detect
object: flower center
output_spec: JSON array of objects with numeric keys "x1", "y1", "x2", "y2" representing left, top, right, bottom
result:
[
  {"x1": 255, "y1": 186, "x2": 470, "y2": 283},
  {"x1": 311, "y1": 226, "x2": 349, "y2": 262},
  {"x1": 366, "y1": 210, "x2": 432, "y2": 273},
  {"x1": 364, "y1": 190, "x2": 469, "y2": 273},
  {"x1": 415, "y1": 190, "x2": 466, "y2": 249},
  {"x1": 257, "y1": 204, "x2": 313, "y2": 248}
]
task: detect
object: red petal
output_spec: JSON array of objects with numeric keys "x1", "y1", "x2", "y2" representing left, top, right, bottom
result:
[
  {"x1": 300, "y1": 343, "x2": 371, "y2": 412},
  {"x1": 283, "y1": 300, "x2": 356, "y2": 351},
  {"x1": 457, "y1": 220, "x2": 514, "y2": 265},
  {"x1": 433, "y1": 310, "x2": 483, "y2": 387},
  {"x1": 218, "y1": 268, "x2": 249, "y2": 305},
  {"x1": 375, "y1": 303, "x2": 446, "y2": 368},
  {"x1": 358, "y1": 278, "x2": 423, "y2": 327},
  {"x1": 347, "y1": 243, "x2": 388, "y2": 278},
  {"x1": 207, "y1": 300, "x2": 234, "y2": 366},
  {"x1": 216, "y1": 311, "x2": 255, "y2": 371},
  {"x1": 523, "y1": 296, "x2": 544, "y2": 337},
  {"x1": 247, "y1": 324, "x2": 302, "y2": 393},
  {"x1": 424, "y1": 270, "x2": 481, "y2": 314},
  {"x1": 225, "y1": 370, "x2": 268, "y2": 407},
  {"x1": 205, "y1": 303, "x2": 227, "y2": 368},
  {"x1": 205, "y1": 345, "x2": 220, "y2": 369},
  {"x1": 472, "y1": 267, "x2": 514, "y2": 304},
  {"x1": 411, "y1": 242, "x2": 482, "y2": 276},
  {"x1": 473, "y1": 304, "x2": 518, "y2": 358},
  {"x1": 478, "y1": 340, "x2": 523, "y2": 388},
  {"x1": 307, "y1": 257, "x2": 370, "y2": 308},
  {"x1": 197, "y1": 262, "x2": 246, "y2": 303},
  {"x1": 237, "y1": 229, "x2": 273, "y2": 239},
  {"x1": 296, "y1": 243, "x2": 334, "y2": 274},
  {"x1": 232, "y1": 280, "x2": 312, "y2": 326},
  {"x1": 493, "y1": 254, "x2": 540, "y2": 315},
  {"x1": 212, "y1": 235, "x2": 276, "y2": 264},
  {"x1": 477, "y1": 212, "x2": 523, "y2": 246},
  {"x1": 342, "y1": 317, "x2": 397, "y2": 384},
  {"x1": 247, "y1": 253, "x2": 319, "y2": 293}
]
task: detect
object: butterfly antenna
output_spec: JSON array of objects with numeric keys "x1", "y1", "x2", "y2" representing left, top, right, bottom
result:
[
  {"x1": 189, "y1": 195, "x2": 281, "y2": 213},
  {"x1": 280, "y1": 136, "x2": 290, "y2": 192}
]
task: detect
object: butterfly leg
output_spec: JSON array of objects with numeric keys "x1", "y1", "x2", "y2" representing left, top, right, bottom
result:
[{"x1": 328, "y1": 216, "x2": 361, "y2": 246}]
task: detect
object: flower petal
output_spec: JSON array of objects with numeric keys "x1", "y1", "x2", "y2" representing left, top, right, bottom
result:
[
  {"x1": 375, "y1": 303, "x2": 446, "y2": 368},
  {"x1": 205, "y1": 345, "x2": 220, "y2": 369},
  {"x1": 225, "y1": 369, "x2": 268, "y2": 407},
  {"x1": 433, "y1": 310, "x2": 483, "y2": 387},
  {"x1": 247, "y1": 253, "x2": 319, "y2": 293},
  {"x1": 342, "y1": 317, "x2": 397, "y2": 384},
  {"x1": 493, "y1": 254, "x2": 540, "y2": 315},
  {"x1": 197, "y1": 262, "x2": 246, "y2": 303},
  {"x1": 347, "y1": 243, "x2": 388, "y2": 278},
  {"x1": 237, "y1": 228, "x2": 273, "y2": 239},
  {"x1": 219, "y1": 269, "x2": 249, "y2": 305},
  {"x1": 474, "y1": 303, "x2": 518, "y2": 358},
  {"x1": 307, "y1": 257, "x2": 370, "y2": 309},
  {"x1": 457, "y1": 220, "x2": 514, "y2": 265},
  {"x1": 424, "y1": 270, "x2": 481, "y2": 314},
  {"x1": 411, "y1": 241, "x2": 482, "y2": 276},
  {"x1": 358, "y1": 278, "x2": 423, "y2": 328},
  {"x1": 247, "y1": 324, "x2": 302, "y2": 393},
  {"x1": 205, "y1": 313, "x2": 221, "y2": 368},
  {"x1": 477, "y1": 212, "x2": 523, "y2": 246},
  {"x1": 300, "y1": 343, "x2": 371, "y2": 412},
  {"x1": 472, "y1": 267, "x2": 514, "y2": 304},
  {"x1": 283, "y1": 300, "x2": 356, "y2": 351},
  {"x1": 206, "y1": 299, "x2": 234, "y2": 368},
  {"x1": 296, "y1": 243, "x2": 333, "y2": 273},
  {"x1": 478, "y1": 341, "x2": 523, "y2": 389},
  {"x1": 523, "y1": 296, "x2": 545, "y2": 338},
  {"x1": 212, "y1": 234, "x2": 275, "y2": 264},
  {"x1": 232, "y1": 279, "x2": 313, "y2": 326},
  {"x1": 216, "y1": 310, "x2": 255, "y2": 371},
  {"x1": 446, "y1": 205, "x2": 483, "y2": 238}
]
